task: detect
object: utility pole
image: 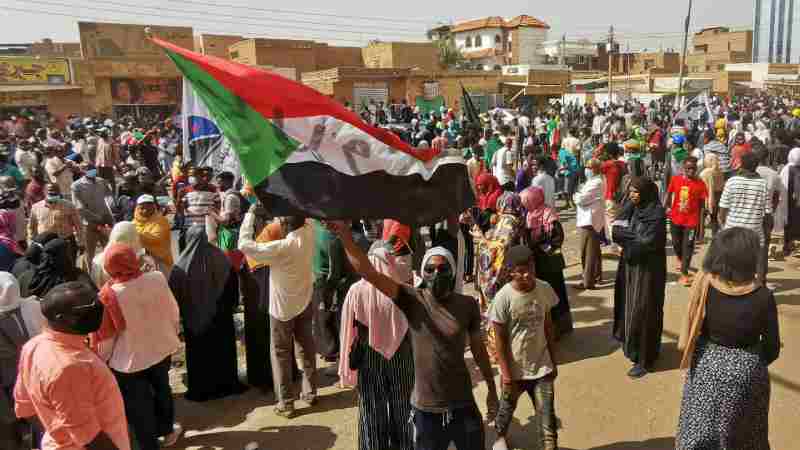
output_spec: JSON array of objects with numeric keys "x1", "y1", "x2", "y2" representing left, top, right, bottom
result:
[
  {"x1": 626, "y1": 42, "x2": 631, "y2": 100},
  {"x1": 560, "y1": 34, "x2": 566, "y2": 66},
  {"x1": 608, "y1": 25, "x2": 615, "y2": 106},
  {"x1": 675, "y1": 0, "x2": 693, "y2": 112}
]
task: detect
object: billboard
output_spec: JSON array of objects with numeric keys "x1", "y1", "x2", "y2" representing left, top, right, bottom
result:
[
  {"x1": 111, "y1": 78, "x2": 180, "y2": 105},
  {"x1": 78, "y1": 22, "x2": 193, "y2": 59},
  {"x1": 0, "y1": 57, "x2": 70, "y2": 84}
]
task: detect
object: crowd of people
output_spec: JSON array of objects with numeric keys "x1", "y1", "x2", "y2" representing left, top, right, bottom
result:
[{"x1": 0, "y1": 91, "x2": 790, "y2": 450}]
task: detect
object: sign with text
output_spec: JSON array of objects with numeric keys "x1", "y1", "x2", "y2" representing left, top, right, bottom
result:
[{"x1": 0, "y1": 57, "x2": 70, "y2": 84}]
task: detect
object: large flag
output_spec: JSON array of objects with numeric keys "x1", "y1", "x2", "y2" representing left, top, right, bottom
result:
[
  {"x1": 152, "y1": 37, "x2": 472, "y2": 225},
  {"x1": 461, "y1": 83, "x2": 481, "y2": 125},
  {"x1": 182, "y1": 80, "x2": 241, "y2": 179}
]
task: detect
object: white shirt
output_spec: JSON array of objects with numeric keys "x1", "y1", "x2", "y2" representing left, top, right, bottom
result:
[
  {"x1": 15, "y1": 149, "x2": 38, "y2": 180},
  {"x1": 97, "y1": 272, "x2": 181, "y2": 373},
  {"x1": 493, "y1": 146, "x2": 515, "y2": 185},
  {"x1": 531, "y1": 171, "x2": 556, "y2": 207},
  {"x1": 238, "y1": 213, "x2": 314, "y2": 321},
  {"x1": 756, "y1": 165, "x2": 781, "y2": 206},
  {"x1": 574, "y1": 175, "x2": 606, "y2": 233}
]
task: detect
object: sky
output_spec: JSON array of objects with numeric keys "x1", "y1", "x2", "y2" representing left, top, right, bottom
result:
[{"x1": 1, "y1": 0, "x2": 756, "y2": 52}]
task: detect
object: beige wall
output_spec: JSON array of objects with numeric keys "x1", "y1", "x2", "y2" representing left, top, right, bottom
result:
[
  {"x1": 48, "y1": 89, "x2": 84, "y2": 119},
  {"x1": 197, "y1": 34, "x2": 243, "y2": 59},
  {"x1": 78, "y1": 22, "x2": 193, "y2": 59},
  {"x1": 362, "y1": 42, "x2": 440, "y2": 71}
]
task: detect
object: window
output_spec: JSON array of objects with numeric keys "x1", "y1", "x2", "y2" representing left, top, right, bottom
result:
[
  {"x1": 475, "y1": 35, "x2": 483, "y2": 48},
  {"x1": 465, "y1": 36, "x2": 472, "y2": 48},
  {"x1": 230, "y1": 50, "x2": 239, "y2": 59}
]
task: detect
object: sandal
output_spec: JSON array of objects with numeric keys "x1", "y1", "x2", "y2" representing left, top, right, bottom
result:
[
  {"x1": 274, "y1": 403, "x2": 296, "y2": 419},
  {"x1": 300, "y1": 393, "x2": 317, "y2": 406}
]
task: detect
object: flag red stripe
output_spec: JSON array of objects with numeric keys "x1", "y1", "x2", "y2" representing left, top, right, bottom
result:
[{"x1": 151, "y1": 37, "x2": 436, "y2": 162}]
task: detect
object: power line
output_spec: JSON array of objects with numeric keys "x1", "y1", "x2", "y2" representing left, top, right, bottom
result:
[
  {"x1": 2, "y1": 5, "x2": 372, "y2": 45},
  {"x1": 11, "y1": 0, "x2": 427, "y2": 39},
  {"x1": 164, "y1": 0, "x2": 435, "y2": 24}
]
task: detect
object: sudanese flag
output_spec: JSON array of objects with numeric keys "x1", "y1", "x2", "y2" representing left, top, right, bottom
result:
[{"x1": 152, "y1": 37, "x2": 474, "y2": 225}]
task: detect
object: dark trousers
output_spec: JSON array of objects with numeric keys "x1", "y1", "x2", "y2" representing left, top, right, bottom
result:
[
  {"x1": 761, "y1": 215, "x2": 774, "y2": 284},
  {"x1": 313, "y1": 281, "x2": 340, "y2": 360},
  {"x1": 579, "y1": 227, "x2": 602, "y2": 288},
  {"x1": 270, "y1": 302, "x2": 316, "y2": 408},
  {"x1": 113, "y1": 357, "x2": 175, "y2": 450},
  {"x1": 460, "y1": 223, "x2": 474, "y2": 279},
  {"x1": 411, "y1": 405, "x2": 484, "y2": 450},
  {"x1": 494, "y1": 376, "x2": 557, "y2": 450},
  {"x1": 670, "y1": 223, "x2": 695, "y2": 275}
]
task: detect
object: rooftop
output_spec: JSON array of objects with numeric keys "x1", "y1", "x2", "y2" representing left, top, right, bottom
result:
[{"x1": 451, "y1": 15, "x2": 550, "y2": 33}]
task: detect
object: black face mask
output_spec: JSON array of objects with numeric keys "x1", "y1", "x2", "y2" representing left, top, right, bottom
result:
[
  {"x1": 69, "y1": 301, "x2": 105, "y2": 335},
  {"x1": 422, "y1": 263, "x2": 455, "y2": 300}
]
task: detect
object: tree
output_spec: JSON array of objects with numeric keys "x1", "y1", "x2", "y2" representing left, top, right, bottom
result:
[{"x1": 434, "y1": 35, "x2": 465, "y2": 69}]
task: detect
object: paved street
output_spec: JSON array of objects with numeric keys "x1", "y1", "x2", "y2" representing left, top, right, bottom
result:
[{"x1": 169, "y1": 217, "x2": 800, "y2": 450}]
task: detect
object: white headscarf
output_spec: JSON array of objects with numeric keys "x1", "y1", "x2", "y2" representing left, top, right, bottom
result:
[
  {"x1": 414, "y1": 246, "x2": 457, "y2": 288},
  {"x1": 92, "y1": 221, "x2": 146, "y2": 286},
  {"x1": 0, "y1": 271, "x2": 23, "y2": 313},
  {"x1": 775, "y1": 148, "x2": 800, "y2": 230}
]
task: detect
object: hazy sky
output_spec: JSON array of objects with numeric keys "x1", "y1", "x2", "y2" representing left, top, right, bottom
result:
[{"x1": 2, "y1": 0, "x2": 756, "y2": 51}]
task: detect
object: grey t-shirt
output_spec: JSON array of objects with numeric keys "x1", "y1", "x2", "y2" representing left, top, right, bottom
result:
[{"x1": 489, "y1": 280, "x2": 558, "y2": 381}]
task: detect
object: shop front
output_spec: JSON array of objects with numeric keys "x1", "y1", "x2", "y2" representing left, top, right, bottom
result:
[
  {"x1": 110, "y1": 77, "x2": 181, "y2": 119},
  {"x1": 0, "y1": 85, "x2": 84, "y2": 120}
]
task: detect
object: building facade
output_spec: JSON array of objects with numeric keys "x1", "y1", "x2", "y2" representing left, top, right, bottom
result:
[
  {"x1": 449, "y1": 15, "x2": 550, "y2": 69},
  {"x1": 539, "y1": 39, "x2": 599, "y2": 70},
  {"x1": 753, "y1": 0, "x2": 798, "y2": 63},
  {"x1": 229, "y1": 38, "x2": 364, "y2": 79},
  {"x1": 362, "y1": 41, "x2": 441, "y2": 71},
  {"x1": 688, "y1": 27, "x2": 753, "y2": 73}
]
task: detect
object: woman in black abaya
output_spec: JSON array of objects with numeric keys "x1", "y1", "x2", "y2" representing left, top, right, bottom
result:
[
  {"x1": 169, "y1": 225, "x2": 246, "y2": 401},
  {"x1": 612, "y1": 177, "x2": 667, "y2": 379}
]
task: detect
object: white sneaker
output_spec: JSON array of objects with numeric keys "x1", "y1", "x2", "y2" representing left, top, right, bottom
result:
[{"x1": 159, "y1": 423, "x2": 183, "y2": 448}]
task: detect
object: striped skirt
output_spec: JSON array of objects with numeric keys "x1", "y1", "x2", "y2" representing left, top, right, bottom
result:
[
  {"x1": 676, "y1": 338, "x2": 771, "y2": 450},
  {"x1": 356, "y1": 336, "x2": 415, "y2": 450}
]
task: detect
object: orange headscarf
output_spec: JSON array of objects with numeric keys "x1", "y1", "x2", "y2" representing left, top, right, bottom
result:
[{"x1": 89, "y1": 243, "x2": 143, "y2": 350}]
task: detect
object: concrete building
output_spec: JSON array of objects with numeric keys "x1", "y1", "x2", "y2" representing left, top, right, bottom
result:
[
  {"x1": 539, "y1": 39, "x2": 599, "y2": 70},
  {"x1": 0, "y1": 56, "x2": 82, "y2": 119},
  {"x1": 194, "y1": 34, "x2": 243, "y2": 59},
  {"x1": 229, "y1": 38, "x2": 363, "y2": 78},
  {"x1": 688, "y1": 27, "x2": 753, "y2": 73},
  {"x1": 449, "y1": 15, "x2": 550, "y2": 69},
  {"x1": 753, "y1": 0, "x2": 798, "y2": 63},
  {"x1": 611, "y1": 50, "x2": 682, "y2": 75},
  {"x1": 362, "y1": 41, "x2": 441, "y2": 71}
]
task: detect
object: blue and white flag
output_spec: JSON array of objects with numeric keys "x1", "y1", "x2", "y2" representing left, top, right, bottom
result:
[{"x1": 181, "y1": 78, "x2": 241, "y2": 178}]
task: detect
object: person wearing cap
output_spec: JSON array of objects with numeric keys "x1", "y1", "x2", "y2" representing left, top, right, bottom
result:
[
  {"x1": 133, "y1": 195, "x2": 173, "y2": 275},
  {"x1": 71, "y1": 169, "x2": 114, "y2": 270}
]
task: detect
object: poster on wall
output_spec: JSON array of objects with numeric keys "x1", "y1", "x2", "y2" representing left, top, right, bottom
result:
[
  {"x1": 111, "y1": 78, "x2": 180, "y2": 105},
  {"x1": 0, "y1": 57, "x2": 70, "y2": 84}
]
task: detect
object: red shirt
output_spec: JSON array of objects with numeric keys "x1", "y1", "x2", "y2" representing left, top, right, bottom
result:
[
  {"x1": 600, "y1": 160, "x2": 626, "y2": 201},
  {"x1": 668, "y1": 176, "x2": 708, "y2": 228}
]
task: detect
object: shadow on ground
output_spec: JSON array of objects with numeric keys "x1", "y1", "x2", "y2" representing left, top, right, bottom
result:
[
  {"x1": 561, "y1": 436, "x2": 676, "y2": 450},
  {"x1": 180, "y1": 425, "x2": 337, "y2": 450}
]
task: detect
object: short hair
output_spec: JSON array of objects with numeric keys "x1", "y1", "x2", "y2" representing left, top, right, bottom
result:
[
  {"x1": 704, "y1": 128, "x2": 717, "y2": 141},
  {"x1": 683, "y1": 156, "x2": 699, "y2": 165},
  {"x1": 702, "y1": 227, "x2": 759, "y2": 283},
  {"x1": 505, "y1": 245, "x2": 533, "y2": 268},
  {"x1": 605, "y1": 142, "x2": 622, "y2": 157},
  {"x1": 45, "y1": 183, "x2": 60, "y2": 193},
  {"x1": 215, "y1": 171, "x2": 235, "y2": 184},
  {"x1": 755, "y1": 148, "x2": 770, "y2": 164},
  {"x1": 41, "y1": 282, "x2": 95, "y2": 322},
  {"x1": 587, "y1": 158, "x2": 603, "y2": 171},
  {"x1": 740, "y1": 151, "x2": 759, "y2": 172},
  {"x1": 535, "y1": 155, "x2": 550, "y2": 167}
]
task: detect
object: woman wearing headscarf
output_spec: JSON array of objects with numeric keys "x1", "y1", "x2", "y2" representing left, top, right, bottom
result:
[
  {"x1": 0, "y1": 211, "x2": 22, "y2": 272},
  {"x1": 0, "y1": 272, "x2": 44, "y2": 450},
  {"x1": 475, "y1": 174, "x2": 503, "y2": 233},
  {"x1": 11, "y1": 232, "x2": 59, "y2": 279},
  {"x1": 520, "y1": 186, "x2": 573, "y2": 339},
  {"x1": 340, "y1": 244, "x2": 414, "y2": 450},
  {"x1": 90, "y1": 244, "x2": 182, "y2": 450},
  {"x1": 676, "y1": 228, "x2": 780, "y2": 450},
  {"x1": 91, "y1": 221, "x2": 157, "y2": 287},
  {"x1": 477, "y1": 192, "x2": 525, "y2": 302},
  {"x1": 168, "y1": 225, "x2": 245, "y2": 401},
  {"x1": 775, "y1": 147, "x2": 800, "y2": 256},
  {"x1": 17, "y1": 238, "x2": 95, "y2": 298},
  {"x1": 699, "y1": 153, "x2": 726, "y2": 241},
  {"x1": 612, "y1": 177, "x2": 667, "y2": 379},
  {"x1": 133, "y1": 195, "x2": 174, "y2": 275}
]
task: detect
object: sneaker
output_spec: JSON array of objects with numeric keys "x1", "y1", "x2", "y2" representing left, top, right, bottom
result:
[
  {"x1": 274, "y1": 403, "x2": 296, "y2": 419},
  {"x1": 159, "y1": 423, "x2": 183, "y2": 448},
  {"x1": 627, "y1": 364, "x2": 648, "y2": 379}
]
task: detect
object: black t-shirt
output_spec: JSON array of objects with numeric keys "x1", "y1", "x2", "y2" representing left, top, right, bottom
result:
[
  {"x1": 395, "y1": 286, "x2": 481, "y2": 411},
  {"x1": 702, "y1": 286, "x2": 780, "y2": 365}
]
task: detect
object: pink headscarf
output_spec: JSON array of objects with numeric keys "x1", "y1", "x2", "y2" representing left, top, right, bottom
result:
[
  {"x1": 0, "y1": 211, "x2": 22, "y2": 255},
  {"x1": 520, "y1": 186, "x2": 559, "y2": 242},
  {"x1": 338, "y1": 245, "x2": 409, "y2": 387}
]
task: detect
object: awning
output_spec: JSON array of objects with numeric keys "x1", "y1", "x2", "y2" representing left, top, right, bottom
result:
[{"x1": 0, "y1": 84, "x2": 83, "y2": 93}]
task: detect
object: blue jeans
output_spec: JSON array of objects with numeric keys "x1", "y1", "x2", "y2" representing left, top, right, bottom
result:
[{"x1": 411, "y1": 405, "x2": 484, "y2": 450}]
